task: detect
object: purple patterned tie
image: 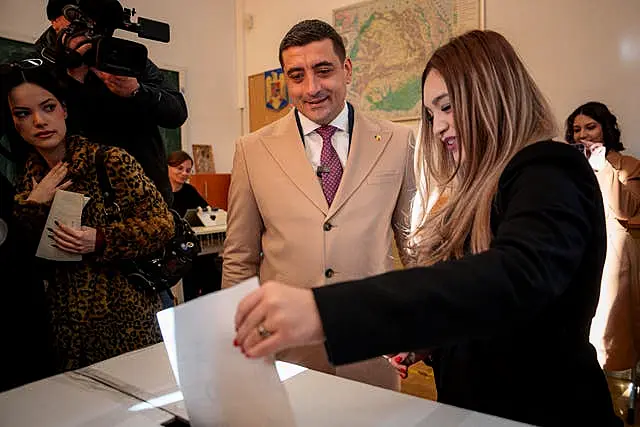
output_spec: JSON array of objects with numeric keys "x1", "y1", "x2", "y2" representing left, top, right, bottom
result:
[{"x1": 316, "y1": 125, "x2": 342, "y2": 206}]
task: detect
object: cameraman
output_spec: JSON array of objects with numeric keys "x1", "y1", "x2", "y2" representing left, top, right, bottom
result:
[{"x1": 41, "y1": 0, "x2": 188, "y2": 204}]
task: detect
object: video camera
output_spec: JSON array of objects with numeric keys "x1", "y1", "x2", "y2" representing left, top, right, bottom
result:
[{"x1": 37, "y1": 0, "x2": 170, "y2": 77}]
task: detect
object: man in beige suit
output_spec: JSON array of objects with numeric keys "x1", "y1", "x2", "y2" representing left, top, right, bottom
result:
[{"x1": 222, "y1": 19, "x2": 415, "y2": 390}]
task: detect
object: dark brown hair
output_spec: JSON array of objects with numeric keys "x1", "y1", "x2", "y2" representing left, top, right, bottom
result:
[
  {"x1": 279, "y1": 19, "x2": 347, "y2": 67},
  {"x1": 167, "y1": 150, "x2": 193, "y2": 167}
]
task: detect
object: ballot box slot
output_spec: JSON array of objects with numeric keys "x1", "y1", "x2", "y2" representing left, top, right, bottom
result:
[{"x1": 72, "y1": 368, "x2": 190, "y2": 426}]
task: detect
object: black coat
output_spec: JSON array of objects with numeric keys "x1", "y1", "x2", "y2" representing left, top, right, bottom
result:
[
  {"x1": 172, "y1": 183, "x2": 209, "y2": 218},
  {"x1": 63, "y1": 59, "x2": 187, "y2": 203},
  {"x1": 0, "y1": 174, "x2": 53, "y2": 391},
  {"x1": 313, "y1": 141, "x2": 621, "y2": 426}
]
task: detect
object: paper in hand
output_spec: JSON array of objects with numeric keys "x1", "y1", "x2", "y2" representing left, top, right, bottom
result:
[
  {"x1": 157, "y1": 277, "x2": 297, "y2": 427},
  {"x1": 35, "y1": 189, "x2": 86, "y2": 261}
]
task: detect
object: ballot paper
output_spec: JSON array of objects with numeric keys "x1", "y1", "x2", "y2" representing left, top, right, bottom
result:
[
  {"x1": 35, "y1": 190, "x2": 87, "y2": 261},
  {"x1": 157, "y1": 277, "x2": 297, "y2": 427}
]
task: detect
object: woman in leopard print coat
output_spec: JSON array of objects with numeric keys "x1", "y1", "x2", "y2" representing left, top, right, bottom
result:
[{"x1": 6, "y1": 65, "x2": 174, "y2": 372}]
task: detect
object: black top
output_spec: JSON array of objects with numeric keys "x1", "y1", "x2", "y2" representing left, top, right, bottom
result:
[
  {"x1": 62, "y1": 59, "x2": 188, "y2": 204},
  {"x1": 313, "y1": 141, "x2": 621, "y2": 426},
  {"x1": 172, "y1": 183, "x2": 208, "y2": 217}
]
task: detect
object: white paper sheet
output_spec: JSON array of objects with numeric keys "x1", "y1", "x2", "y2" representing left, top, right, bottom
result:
[
  {"x1": 157, "y1": 277, "x2": 297, "y2": 427},
  {"x1": 35, "y1": 189, "x2": 85, "y2": 261}
]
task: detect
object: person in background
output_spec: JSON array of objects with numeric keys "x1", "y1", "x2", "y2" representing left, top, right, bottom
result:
[
  {"x1": 233, "y1": 30, "x2": 622, "y2": 426},
  {"x1": 168, "y1": 150, "x2": 222, "y2": 301},
  {"x1": 168, "y1": 150, "x2": 208, "y2": 217},
  {"x1": 4, "y1": 63, "x2": 174, "y2": 372},
  {"x1": 223, "y1": 19, "x2": 415, "y2": 390},
  {"x1": 566, "y1": 101, "x2": 640, "y2": 372}
]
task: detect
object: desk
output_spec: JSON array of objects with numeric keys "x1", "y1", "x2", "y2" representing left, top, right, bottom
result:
[{"x1": 0, "y1": 344, "x2": 532, "y2": 427}]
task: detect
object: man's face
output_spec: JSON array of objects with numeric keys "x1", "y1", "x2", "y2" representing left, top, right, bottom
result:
[{"x1": 281, "y1": 39, "x2": 352, "y2": 125}]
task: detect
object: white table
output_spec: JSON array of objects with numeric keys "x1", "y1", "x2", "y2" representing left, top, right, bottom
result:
[
  {"x1": 0, "y1": 344, "x2": 532, "y2": 427},
  {"x1": 191, "y1": 225, "x2": 226, "y2": 256}
]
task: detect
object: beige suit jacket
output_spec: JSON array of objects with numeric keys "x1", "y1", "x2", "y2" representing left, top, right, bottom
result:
[
  {"x1": 590, "y1": 151, "x2": 640, "y2": 370},
  {"x1": 222, "y1": 108, "x2": 415, "y2": 389}
]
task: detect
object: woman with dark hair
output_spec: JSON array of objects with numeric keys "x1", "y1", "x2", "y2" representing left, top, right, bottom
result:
[
  {"x1": 168, "y1": 150, "x2": 208, "y2": 216},
  {"x1": 4, "y1": 61, "x2": 174, "y2": 372},
  {"x1": 167, "y1": 150, "x2": 222, "y2": 301},
  {"x1": 566, "y1": 101, "x2": 625, "y2": 153},
  {"x1": 566, "y1": 101, "x2": 640, "y2": 372}
]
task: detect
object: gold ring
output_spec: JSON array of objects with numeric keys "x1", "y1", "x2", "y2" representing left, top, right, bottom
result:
[{"x1": 257, "y1": 323, "x2": 272, "y2": 339}]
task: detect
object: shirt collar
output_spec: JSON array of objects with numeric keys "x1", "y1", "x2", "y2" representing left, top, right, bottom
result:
[{"x1": 297, "y1": 103, "x2": 349, "y2": 137}]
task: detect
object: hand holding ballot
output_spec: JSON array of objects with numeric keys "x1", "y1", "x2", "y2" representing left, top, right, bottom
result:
[
  {"x1": 234, "y1": 280, "x2": 325, "y2": 358},
  {"x1": 35, "y1": 189, "x2": 86, "y2": 262},
  {"x1": 158, "y1": 278, "x2": 298, "y2": 427},
  {"x1": 49, "y1": 221, "x2": 97, "y2": 254}
]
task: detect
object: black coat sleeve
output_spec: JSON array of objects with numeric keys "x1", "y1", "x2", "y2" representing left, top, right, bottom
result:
[
  {"x1": 186, "y1": 184, "x2": 209, "y2": 209},
  {"x1": 131, "y1": 59, "x2": 188, "y2": 129},
  {"x1": 313, "y1": 145, "x2": 600, "y2": 365}
]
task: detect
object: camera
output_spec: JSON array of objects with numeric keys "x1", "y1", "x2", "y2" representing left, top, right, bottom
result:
[{"x1": 36, "y1": 0, "x2": 170, "y2": 77}]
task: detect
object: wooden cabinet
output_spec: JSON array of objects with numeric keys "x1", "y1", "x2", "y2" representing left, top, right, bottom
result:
[{"x1": 189, "y1": 174, "x2": 231, "y2": 211}]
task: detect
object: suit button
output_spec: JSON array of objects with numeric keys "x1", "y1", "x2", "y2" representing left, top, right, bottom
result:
[
  {"x1": 325, "y1": 268, "x2": 334, "y2": 278},
  {"x1": 323, "y1": 222, "x2": 332, "y2": 231}
]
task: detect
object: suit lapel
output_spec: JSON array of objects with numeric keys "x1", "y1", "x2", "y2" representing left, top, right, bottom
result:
[
  {"x1": 329, "y1": 111, "x2": 392, "y2": 216},
  {"x1": 261, "y1": 111, "x2": 329, "y2": 214}
]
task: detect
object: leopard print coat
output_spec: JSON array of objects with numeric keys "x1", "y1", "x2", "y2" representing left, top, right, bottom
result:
[{"x1": 14, "y1": 135, "x2": 174, "y2": 372}]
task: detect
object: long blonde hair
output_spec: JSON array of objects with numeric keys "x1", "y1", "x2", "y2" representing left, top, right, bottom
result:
[{"x1": 410, "y1": 30, "x2": 557, "y2": 266}]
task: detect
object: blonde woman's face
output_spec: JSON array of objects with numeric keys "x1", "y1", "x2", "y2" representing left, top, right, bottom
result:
[{"x1": 423, "y1": 70, "x2": 461, "y2": 162}]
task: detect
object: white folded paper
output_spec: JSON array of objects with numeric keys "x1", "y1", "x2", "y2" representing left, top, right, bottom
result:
[
  {"x1": 157, "y1": 277, "x2": 297, "y2": 427},
  {"x1": 35, "y1": 190, "x2": 87, "y2": 261}
]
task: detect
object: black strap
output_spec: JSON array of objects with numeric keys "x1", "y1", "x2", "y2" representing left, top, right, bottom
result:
[
  {"x1": 295, "y1": 102, "x2": 355, "y2": 153},
  {"x1": 95, "y1": 146, "x2": 120, "y2": 221}
]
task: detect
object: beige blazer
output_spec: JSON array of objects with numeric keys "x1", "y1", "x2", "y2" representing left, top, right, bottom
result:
[
  {"x1": 222, "y1": 109, "x2": 415, "y2": 389},
  {"x1": 591, "y1": 151, "x2": 640, "y2": 370}
]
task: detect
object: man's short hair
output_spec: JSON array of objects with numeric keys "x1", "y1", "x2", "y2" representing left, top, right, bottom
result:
[{"x1": 278, "y1": 19, "x2": 347, "y2": 68}]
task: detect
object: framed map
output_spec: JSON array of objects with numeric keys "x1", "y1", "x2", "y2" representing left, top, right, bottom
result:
[{"x1": 334, "y1": 0, "x2": 483, "y2": 121}]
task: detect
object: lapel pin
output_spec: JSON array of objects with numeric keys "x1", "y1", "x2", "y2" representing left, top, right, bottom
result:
[{"x1": 374, "y1": 134, "x2": 381, "y2": 141}]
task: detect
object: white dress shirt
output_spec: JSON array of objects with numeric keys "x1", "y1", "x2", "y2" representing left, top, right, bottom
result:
[{"x1": 298, "y1": 103, "x2": 350, "y2": 171}]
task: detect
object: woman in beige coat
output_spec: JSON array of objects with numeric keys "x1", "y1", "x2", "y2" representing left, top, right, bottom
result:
[{"x1": 566, "y1": 101, "x2": 640, "y2": 371}]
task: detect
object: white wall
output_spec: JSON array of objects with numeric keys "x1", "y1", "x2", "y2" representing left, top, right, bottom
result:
[
  {"x1": 485, "y1": 0, "x2": 640, "y2": 156},
  {"x1": 241, "y1": 0, "x2": 640, "y2": 156},
  {"x1": 0, "y1": 0, "x2": 240, "y2": 172}
]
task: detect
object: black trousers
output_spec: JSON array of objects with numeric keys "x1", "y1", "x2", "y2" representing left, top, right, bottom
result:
[{"x1": 182, "y1": 253, "x2": 222, "y2": 302}]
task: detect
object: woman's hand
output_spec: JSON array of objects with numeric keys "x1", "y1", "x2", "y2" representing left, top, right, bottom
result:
[
  {"x1": 91, "y1": 68, "x2": 140, "y2": 98},
  {"x1": 234, "y1": 281, "x2": 325, "y2": 358},
  {"x1": 583, "y1": 141, "x2": 606, "y2": 171},
  {"x1": 385, "y1": 352, "x2": 427, "y2": 379},
  {"x1": 27, "y1": 162, "x2": 72, "y2": 204},
  {"x1": 49, "y1": 221, "x2": 97, "y2": 254}
]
